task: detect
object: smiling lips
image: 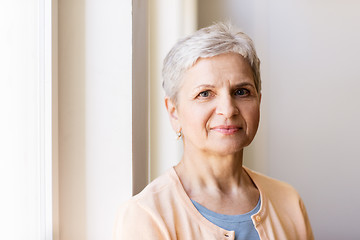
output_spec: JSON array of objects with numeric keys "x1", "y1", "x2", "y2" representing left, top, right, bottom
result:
[{"x1": 211, "y1": 125, "x2": 242, "y2": 135}]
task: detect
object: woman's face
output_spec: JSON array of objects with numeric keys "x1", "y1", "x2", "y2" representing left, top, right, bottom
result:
[{"x1": 166, "y1": 52, "x2": 261, "y2": 156}]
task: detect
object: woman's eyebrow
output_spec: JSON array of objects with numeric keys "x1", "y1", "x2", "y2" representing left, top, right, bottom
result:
[
  {"x1": 192, "y1": 83, "x2": 255, "y2": 91},
  {"x1": 193, "y1": 84, "x2": 215, "y2": 90},
  {"x1": 234, "y1": 82, "x2": 255, "y2": 88}
]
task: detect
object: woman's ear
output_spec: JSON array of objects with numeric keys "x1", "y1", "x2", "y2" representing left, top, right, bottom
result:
[{"x1": 165, "y1": 97, "x2": 180, "y2": 131}]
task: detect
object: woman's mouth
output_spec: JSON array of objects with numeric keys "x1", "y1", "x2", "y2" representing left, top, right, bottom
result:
[{"x1": 211, "y1": 125, "x2": 242, "y2": 135}]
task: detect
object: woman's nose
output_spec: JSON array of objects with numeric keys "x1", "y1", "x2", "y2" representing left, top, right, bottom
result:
[{"x1": 216, "y1": 94, "x2": 239, "y2": 118}]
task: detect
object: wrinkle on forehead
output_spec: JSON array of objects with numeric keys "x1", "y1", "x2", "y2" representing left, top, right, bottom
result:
[{"x1": 184, "y1": 53, "x2": 255, "y2": 90}]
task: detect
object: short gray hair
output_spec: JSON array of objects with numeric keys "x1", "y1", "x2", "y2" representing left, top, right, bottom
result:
[{"x1": 162, "y1": 22, "x2": 261, "y2": 102}]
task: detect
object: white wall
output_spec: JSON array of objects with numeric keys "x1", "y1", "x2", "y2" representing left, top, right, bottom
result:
[
  {"x1": 52, "y1": 0, "x2": 59, "y2": 238},
  {"x1": 149, "y1": 0, "x2": 197, "y2": 180},
  {"x1": 58, "y1": 0, "x2": 133, "y2": 239},
  {"x1": 198, "y1": 0, "x2": 360, "y2": 238},
  {"x1": 0, "y1": 1, "x2": 40, "y2": 239},
  {"x1": 0, "y1": 0, "x2": 53, "y2": 239}
]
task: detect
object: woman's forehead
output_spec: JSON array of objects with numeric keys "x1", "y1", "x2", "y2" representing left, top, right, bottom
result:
[{"x1": 182, "y1": 53, "x2": 254, "y2": 87}]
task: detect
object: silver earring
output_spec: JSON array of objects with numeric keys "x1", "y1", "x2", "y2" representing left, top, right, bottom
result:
[{"x1": 176, "y1": 129, "x2": 183, "y2": 140}]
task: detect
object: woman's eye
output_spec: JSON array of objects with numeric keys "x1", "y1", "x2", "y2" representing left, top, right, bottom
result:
[
  {"x1": 198, "y1": 90, "x2": 210, "y2": 98},
  {"x1": 234, "y1": 88, "x2": 249, "y2": 96}
]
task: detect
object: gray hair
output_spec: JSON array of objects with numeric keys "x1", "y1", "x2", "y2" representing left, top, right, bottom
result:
[{"x1": 162, "y1": 22, "x2": 261, "y2": 102}]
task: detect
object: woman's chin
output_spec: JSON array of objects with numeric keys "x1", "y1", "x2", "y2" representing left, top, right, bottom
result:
[
  {"x1": 210, "y1": 139, "x2": 251, "y2": 154},
  {"x1": 206, "y1": 144, "x2": 246, "y2": 157}
]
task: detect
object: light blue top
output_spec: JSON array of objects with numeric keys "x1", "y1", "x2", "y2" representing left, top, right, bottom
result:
[{"x1": 191, "y1": 197, "x2": 261, "y2": 240}]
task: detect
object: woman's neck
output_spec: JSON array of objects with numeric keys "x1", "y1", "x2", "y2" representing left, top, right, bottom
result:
[
  {"x1": 174, "y1": 146, "x2": 260, "y2": 214},
  {"x1": 175, "y1": 146, "x2": 246, "y2": 195}
]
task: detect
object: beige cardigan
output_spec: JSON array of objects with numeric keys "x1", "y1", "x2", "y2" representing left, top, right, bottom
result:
[{"x1": 114, "y1": 167, "x2": 314, "y2": 240}]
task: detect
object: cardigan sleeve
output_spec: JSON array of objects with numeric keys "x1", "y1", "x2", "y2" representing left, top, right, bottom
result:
[
  {"x1": 113, "y1": 200, "x2": 170, "y2": 240},
  {"x1": 299, "y1": 198, "x2": 314, "y2": 240}
]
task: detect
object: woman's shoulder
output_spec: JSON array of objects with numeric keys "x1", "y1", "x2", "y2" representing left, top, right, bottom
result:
[
  {"x1": 243, "y1": 167, "x2": 314, "y2": 239},
  {"x1": 114, "y1": 169, "x2": 179, "y2": 239},
  {"x1": 117, "y1": 168, "x2": 183, "y2": 216},
  {"x1": 137, "y1": 169, "x2": 175, "y2": 196},
  {"x1": 126, "y1": 168, "x2": 178, "y2": 206},
  {"x1": 244, "y1": 166, "x2": 301, "y2": 199}
]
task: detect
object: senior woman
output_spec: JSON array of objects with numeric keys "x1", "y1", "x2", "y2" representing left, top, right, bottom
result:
[{"x1": 114, "y1": 23, "x2": 313, "y2": 240}]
